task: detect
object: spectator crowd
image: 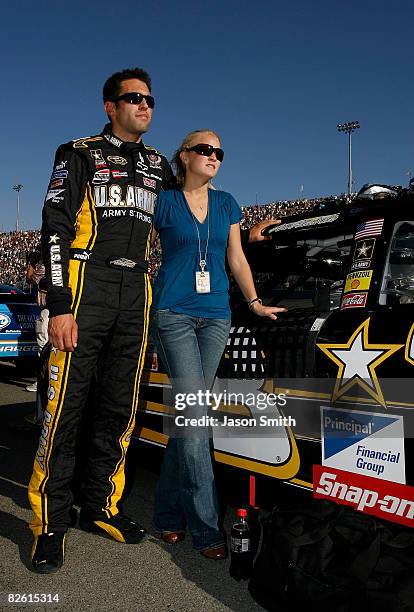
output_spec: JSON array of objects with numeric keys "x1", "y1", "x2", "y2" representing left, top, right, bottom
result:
[
  {"x1": 240, "y1": 193, "x2": 353, "y2": 229},
  {"x1": 0, "y1": 230, "x2": 41, "y2": 287},
  {"x1": 0, "y1": 195, "x2": 354, "y2": 287}
]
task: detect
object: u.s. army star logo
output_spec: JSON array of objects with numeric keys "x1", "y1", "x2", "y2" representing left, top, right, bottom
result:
[{"x1": 317, "y1": 318, "x2": 403, "y2": 406}]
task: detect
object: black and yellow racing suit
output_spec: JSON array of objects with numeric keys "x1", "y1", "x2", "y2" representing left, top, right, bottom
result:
[{"x1": 28, "y1": 124, "x2": 174, "y2": 535}]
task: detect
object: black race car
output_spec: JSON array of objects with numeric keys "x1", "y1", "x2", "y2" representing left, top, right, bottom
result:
[{"x1": 136, "y1": 190, "x2": 414, "y2": 524}]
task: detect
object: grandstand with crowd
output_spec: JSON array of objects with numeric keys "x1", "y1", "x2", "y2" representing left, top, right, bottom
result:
[{"x1": 0, "y1": 193, "x2": 358, "y2": 288}]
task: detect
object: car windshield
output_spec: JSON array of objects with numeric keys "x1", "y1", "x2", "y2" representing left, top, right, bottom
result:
[{"x1": 380, "y1": 221, "x2": 414, "y2": 305}]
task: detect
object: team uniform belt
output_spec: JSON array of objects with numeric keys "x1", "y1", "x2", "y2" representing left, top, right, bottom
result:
[{"x1": 69, "y1": 248, "x2": 148, "y2": 272}]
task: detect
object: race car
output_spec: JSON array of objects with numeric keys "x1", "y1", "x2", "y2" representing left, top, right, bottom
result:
[
  {"x1": 136, "y1": 188, "x2": 414, "y2": 524},
  {"x1": 0, "y1": 284, "x2": 40, "y2": 372},
  {"x1": 33, "y1": 188, "x2": 414, "y2": 523}
]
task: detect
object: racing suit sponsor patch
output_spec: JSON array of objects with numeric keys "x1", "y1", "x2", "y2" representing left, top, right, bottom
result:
[
  {"x1": 35, "y1": 409, "x2": 53, "y2": 470},
  {"x1": 50, "y1": 244, "x2": 63, "y2": 286},
  {"x1": 136, "y1": 153, "x2": 149, "y2": 172},
  {"x1": 147, "y1": 153, "x2": 162, "y2": 168},
  {"x1": 107, "y1": 155, "x2": 127, "y2": 165},
  {"x1": 92, "y1": 169, "x2": 110, "y2": 184},
  {"x1": 45, "y1": 189, "x2": 66, "y2": 203},
  {"x1": 111, "y1": 170, "x2": 128, "y2": 179},
  {"x1": 70, "y1": 248, "x2": 91, "y2": 261},
  {"x1": 73, "y1": 136, "x2": 104, "y2": 148},
  {"x1": 136, "y1": 169, "x2": 163, "y2": 181},
  {"x1": 50, "y1": 179, "x2": 64, "y2": 188},
  {"x1": 143, "y1": 177, "x2": 156, "y2": 189},
  {"x1": 90, "y1": 149, "x2": 106, "y2": 167},
  {"x1": 55, "y1": 161, "x2": 67, "y2": 170},
  {"x1": 103, "y1": 132, "x2": 123, "y2": 148},
  {"x1": 94, "y1": 185, "x2": 156, "y2": 214},
  {"x1": 51, "y1": 170, "x2": 68, "y2": 180},
  {"x1": 106, "y1": 257, "x2": 148, "y2": 272}
]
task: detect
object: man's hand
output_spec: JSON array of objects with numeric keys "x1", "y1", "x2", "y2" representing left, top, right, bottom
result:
[
  {"x1": 248, "y1": 219, "x2": 281, "y2": 243},
  {"x1": 48, "y1": 314, "x2": 78, "y2": 352}
]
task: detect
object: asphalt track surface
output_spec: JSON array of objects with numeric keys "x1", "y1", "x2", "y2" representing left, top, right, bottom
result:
[{"x1": 0, "y1": 362, "x2": 264, "y2": 612}]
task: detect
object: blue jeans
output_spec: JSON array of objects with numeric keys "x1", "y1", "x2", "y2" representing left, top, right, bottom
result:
[{"x1": 151, "y1": 309, "x2": 231, "y2": 550}]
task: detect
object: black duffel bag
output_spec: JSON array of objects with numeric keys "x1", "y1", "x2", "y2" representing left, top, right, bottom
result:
[{"x1": 248, "y1": 499, "x2": 414, "y2": 612}]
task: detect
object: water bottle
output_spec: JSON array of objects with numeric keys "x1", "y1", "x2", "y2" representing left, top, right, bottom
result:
[{"x1": 229, "y1": 508, "x2": 253, "y2": 580}]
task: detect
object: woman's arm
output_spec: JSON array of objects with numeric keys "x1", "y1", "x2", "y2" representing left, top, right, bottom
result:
[{"x1": 227, "y1": 223, "x2": 287, "y2": 321}]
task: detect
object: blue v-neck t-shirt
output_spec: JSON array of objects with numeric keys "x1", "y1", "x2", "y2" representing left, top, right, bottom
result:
[{"x1": 152, "y1": 188, "x2": 243, "y2": 318}]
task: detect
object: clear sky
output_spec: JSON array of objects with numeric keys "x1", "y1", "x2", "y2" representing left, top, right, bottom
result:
[{"x1": 0, "y1": 0, "x2": 412, "y2": 231}]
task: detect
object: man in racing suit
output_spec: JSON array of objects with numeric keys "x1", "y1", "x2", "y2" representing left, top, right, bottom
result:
[{"x1": 28, "y1": 68, "x2": 174, "y2": 573}]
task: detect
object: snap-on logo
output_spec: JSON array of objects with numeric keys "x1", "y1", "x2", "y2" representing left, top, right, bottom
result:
[{"x1": 313, "y1": 464, "x2": 414, "y2": 527}]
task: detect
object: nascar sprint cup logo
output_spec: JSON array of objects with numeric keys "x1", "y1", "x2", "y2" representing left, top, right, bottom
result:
[{"x1": 0, "y1": 314, "x2": 11, "y2": 331}]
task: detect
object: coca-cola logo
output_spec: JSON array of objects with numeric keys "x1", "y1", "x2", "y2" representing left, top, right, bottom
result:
[{"x1": 341, "y1": 292, "x2": 367, "y2": 309}]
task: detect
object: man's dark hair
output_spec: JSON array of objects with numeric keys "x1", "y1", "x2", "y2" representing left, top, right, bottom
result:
[{"x1": 103, "y1": 68, "x2": 152, "y2": 102}]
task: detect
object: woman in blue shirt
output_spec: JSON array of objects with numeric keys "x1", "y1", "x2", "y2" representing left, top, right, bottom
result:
[{"x1": 151, "y1": 129, "x2": 286, "y2": 559}]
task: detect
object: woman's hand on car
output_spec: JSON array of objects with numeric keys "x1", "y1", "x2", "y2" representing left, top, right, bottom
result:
[{"x1": 250, "y1": 302, "x2": 287, "y2": 320}]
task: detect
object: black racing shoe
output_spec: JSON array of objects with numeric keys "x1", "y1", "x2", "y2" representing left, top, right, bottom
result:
[
  {"x1": 79, "y1": 513, "x2": 147, "y2": 544},
  {"x1": 31, "y1": 532, "x2": 66, "y2": 574}
]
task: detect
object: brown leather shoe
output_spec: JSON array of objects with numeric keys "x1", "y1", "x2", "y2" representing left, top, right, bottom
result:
[
  {"x1": 200, "y1": 544, "x2": 228, "y2": 560},
  {"x1": 161, "y1": 531, "x2": 185, "y2": 544}
]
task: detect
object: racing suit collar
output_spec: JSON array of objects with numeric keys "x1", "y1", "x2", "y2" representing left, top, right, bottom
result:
[{"x1": 102, "y1": 123, "x2": 145, "y2": 151}]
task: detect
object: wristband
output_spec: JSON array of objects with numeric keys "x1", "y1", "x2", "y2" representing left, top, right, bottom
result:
[{"x1": 248, "y1": 297, "x2": 262, "y2": 310}]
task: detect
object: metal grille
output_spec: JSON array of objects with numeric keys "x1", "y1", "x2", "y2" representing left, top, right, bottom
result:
[{"x1": 217, "y1": 309, "x2": 325, "y2": 379}]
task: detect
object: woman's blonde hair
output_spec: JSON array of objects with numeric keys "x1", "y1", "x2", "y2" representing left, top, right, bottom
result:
[{"x1": 171, "y1": 129, "x2": 221, "y2": 186}]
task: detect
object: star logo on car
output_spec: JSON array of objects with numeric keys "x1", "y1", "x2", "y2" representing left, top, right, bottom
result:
[
  {"x1": 317, "y1": 318, "x2": 403, "y2": 406},
  {"x1": 356, "y1": 241, "x2": 372, "y2": 258},
  {"x1": 49, "y1": 234, "x2": 59, "y2": 243}
]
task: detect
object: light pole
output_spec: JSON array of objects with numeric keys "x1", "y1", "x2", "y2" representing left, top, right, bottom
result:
[
  {"x1": 13, "y1": 184, "x2": 23, "y2": 232},
  {"x1": 337, "y1": 121, "x2": 360, "y2": 195}
]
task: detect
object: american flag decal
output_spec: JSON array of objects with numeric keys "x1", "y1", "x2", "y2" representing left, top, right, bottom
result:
[{"x1": 355, "y1": 218, "x2": 384, "y2": 240}]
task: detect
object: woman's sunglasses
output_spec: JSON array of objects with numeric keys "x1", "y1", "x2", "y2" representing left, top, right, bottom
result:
[
  {"x1": 111, "y1": 92, "x2": 155, "y2": 109},
  {"x1": 184, "y1": 144, "x2": 224, "y2": 162}
]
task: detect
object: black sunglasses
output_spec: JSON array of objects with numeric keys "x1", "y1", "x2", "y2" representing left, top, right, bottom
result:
[
  {"x1": 111, "y1": 92, "x2": 155, "y2": 109},
  {"x1": 184, "y1": 143, "x2": 224, "y2": 162}
]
